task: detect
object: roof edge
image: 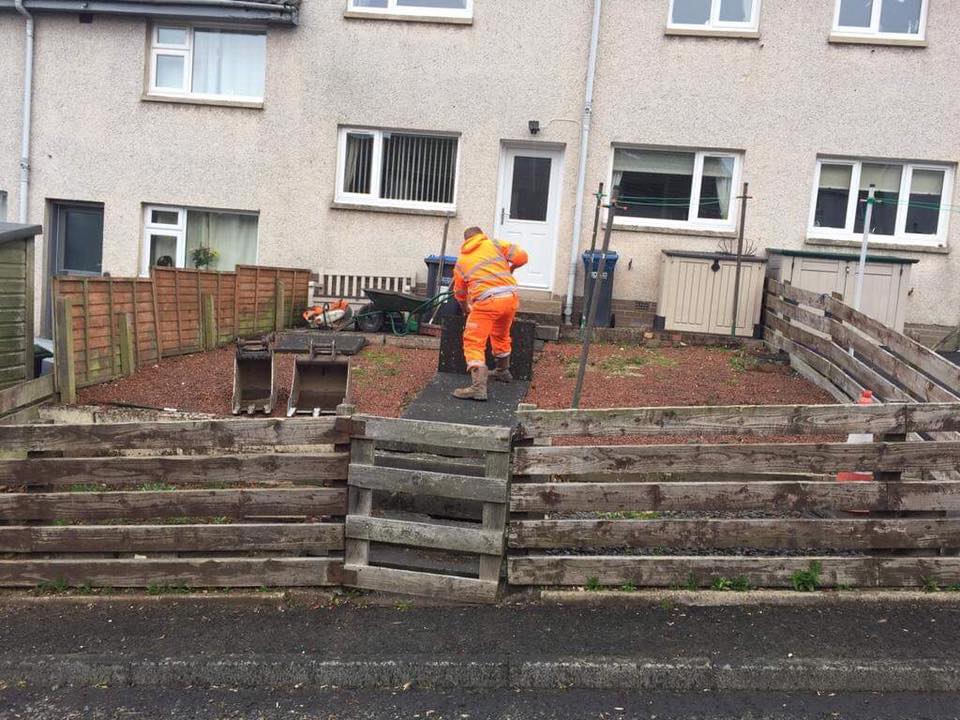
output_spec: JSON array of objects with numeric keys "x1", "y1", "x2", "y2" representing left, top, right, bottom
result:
[{"x1": 0, "y1": 0, "x2": 299, "y2": 25}]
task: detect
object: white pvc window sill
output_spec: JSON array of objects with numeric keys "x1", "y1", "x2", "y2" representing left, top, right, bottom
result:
[
  {"x1": 665, "y1": 26, "x2": 760, "y2": 39},
  {"x1": 331, "y1": 200, "x2": 456, "y2": 218},
  {"x1": 142, "y1": 93, "x2": 264, "y2": 110},
  {"x1": 805, "y1": 235, "x2": 948, "y2": 255},
  {"x1": 828, "y1": 33, "x2": 927, "y2": 48},
  {"x1": 611, "y1": 220, "x2": 738, "y2": 239},
  {"x1": 344, "y1": 9, "x2": 472, "y2": 24}
]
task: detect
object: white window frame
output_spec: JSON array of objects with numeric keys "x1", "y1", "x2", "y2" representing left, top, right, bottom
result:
[
  {"x1": 148, "y1": 24, "x2": 267, "y2": 103},
  {"x1": 141, "y1": 205, "x2": 186, "y2": 276},
  {"x1": 667, "y1": 0, "x2": 761, "y2": 32},
  {"x1": 807, "y1": 157, "x2": 953, "y2": 247},
  {"x1": 832, "y1": 0, "x2": 928, "y2": 41},
  {"x1": 141, "y1": 204, "x2": 260, "y2": 275},
  {"x1": 345, "y1": 0, "x2": 473, "y2": 21},
  {"x1": 609, "y1": 146, "x2": 744, "y2": 232},
  {"x1": 335, "y1": 127, "x2": 461, "y2": 212}
]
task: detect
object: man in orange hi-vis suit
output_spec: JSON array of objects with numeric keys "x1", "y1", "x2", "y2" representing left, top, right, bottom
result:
[{"x1": 451, "y1": 226, "x2": 528, "y2": 401}]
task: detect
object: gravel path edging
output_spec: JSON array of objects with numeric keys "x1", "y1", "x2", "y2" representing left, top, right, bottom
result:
[{"x1": 4, "y1": 654, "x2": 960, "y2": 693}]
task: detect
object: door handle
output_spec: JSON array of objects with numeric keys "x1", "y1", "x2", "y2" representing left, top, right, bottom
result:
[{"x1": 500, "y1": 208, "x2": 506, "y2": 224}]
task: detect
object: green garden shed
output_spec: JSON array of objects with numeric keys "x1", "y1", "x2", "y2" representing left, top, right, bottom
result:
[{"x1": 0, "y1": 222, "x2": 40, "y2": 389}]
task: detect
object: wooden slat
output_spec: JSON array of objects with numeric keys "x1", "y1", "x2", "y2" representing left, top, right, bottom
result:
[
  {"x1": 343, "y1": 563, "x2": 498, "y2": 603},
  {"x1": 0, "y1": 488, "x2": 347, "y2": 521},
  {"x1": 508, "y1": 480, "x2": 960, "y2": 513},
  {"x1": 4, "y1": 453, "x2": 349, "y2": 488},
  {"x1": 0, "y1": 557, "x2": 342, "y2": 588},
  {"x1": 0, "y1": 375, "x2": 55, "y2": 416},
  {"x1": 765, "y1": 327, "x2": 862, "y2": 401},
  {"x1": 0, "y1": 417, "x2": 346, "y2": 453},
  {"x1": 508, "y1": 555, "x2": 960, "y2": 588},
  {"x1": 513, "y1": 441, "x2": 960, "y2": 476},
  {"x1": 348, "y1": 463, "x2": 506, "y2": 503},
  {"x1": 344, "y1": 438, "x2": 375, "y2": 571},
  {"x1": 773, "y1": 278, "x2": 960, "y2": 397},
  {"x1": 509, "y1": 518, "x2": 960, "y2": 550},
  {"x1": 765, "y1": 313, "x2": 909, "y2": 402},
  {"x1": 766, "y1": 293, "x2": 831, "y2": 334},
  {"x1": 346, "y1": 516, "x2": 502, "y2": 555},
  {"x1": 770, "y1": 291, "x2": 959, "y2": 403},
  {"x1": 0, "y1": 523, "x2": 344, "y2": 553},
  {"x1": 352, "y1": 415, "x2": 512, "y2": 452},
  {"x1": 515, "y1": 402, "x2": 960, "y2": 440}
]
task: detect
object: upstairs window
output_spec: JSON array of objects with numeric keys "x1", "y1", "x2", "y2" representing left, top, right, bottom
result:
[
  {"x1": 833, "y1": 0, "x2": 927, "y2": 41},
  {"x1": 611, "y1": 147, "x2": 742, "y2": 231},
  {"x1": 149, "y1": 25, "x2": 266, "y2": 102},
  {"x1": 668, "y1": 0, "x2": 761, "y2": 33},
  {"x1": 336, "y1": 128, "x2": 460, "y2": 212},
  {"x1": 346, "y1": 0, "x2": 473, "y2": 21},
  {"x1": 810, "y1": 158, "x2": 952, "y2": 246}
]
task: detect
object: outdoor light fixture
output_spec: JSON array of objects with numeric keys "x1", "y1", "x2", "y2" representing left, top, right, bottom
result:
[{"x1": 528, "y1": 120, "x2": 540, "y2": 135}]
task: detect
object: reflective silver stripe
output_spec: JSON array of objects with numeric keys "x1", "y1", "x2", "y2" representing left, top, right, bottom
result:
[
  {"x1": 462, "y1": 256, "x2": 505, "y2": 282},
  {"x1": 506, "y1": 245, "x2": 518, "y2": 261},
  {"x1": 476, "y1": 285, "x2": 518, "y2": 302}
]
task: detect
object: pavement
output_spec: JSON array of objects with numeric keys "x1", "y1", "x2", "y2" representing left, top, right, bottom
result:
[
  {"x1": 4, "y1": 688, "x2": 960, "y2": 720},
  {"x1": 2, "y1": 595, "x2": 960, "y2": 702}
]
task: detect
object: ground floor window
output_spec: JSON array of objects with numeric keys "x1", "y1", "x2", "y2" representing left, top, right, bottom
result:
[
  {"x1": 611, "y1": 146, "x2": 742, "y2": 231},
  {"x1": 809, "y1": 157, "x2": 952, "y2": 246},
  {"x1": 336, "y1": 127, "x2": 459, "y2": 212},
  {"x1": 51, "y1": 200, "x2": 104, "y2": 275},
  {"x1": 142, "y1": 205, "x2": 258, "y2": 274}
]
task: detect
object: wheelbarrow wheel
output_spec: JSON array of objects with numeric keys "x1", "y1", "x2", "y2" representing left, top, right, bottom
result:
[{"x1": 356, "y1": 304, "x2": 385, "y2": 333}]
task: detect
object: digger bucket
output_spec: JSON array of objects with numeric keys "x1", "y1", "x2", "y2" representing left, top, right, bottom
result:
[
  {"x1": 287, "y1": 355, "x2": 351, "y2": 417},
  {"x1": 232, "y1": 341, "x2": 276, "y2": 415}
]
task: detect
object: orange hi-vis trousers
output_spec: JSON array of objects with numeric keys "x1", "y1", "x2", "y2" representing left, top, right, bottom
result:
[{"x1": 463, "y1": 293, "x2": 519, "y2": 369}]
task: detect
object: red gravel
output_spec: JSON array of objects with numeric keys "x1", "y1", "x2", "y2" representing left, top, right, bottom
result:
[
  {"x1": 528, "y1": 343, "x2": 841, "y2": 446},
  {"x1": 529, "y1": 343, "x2": 835, "y2": 410},
  {"x1": 77, "y1": 344, "x2": 437, "y2": 418},
  {"x1": 77, "y1": 341, "x2": 836, "y2": 425}
]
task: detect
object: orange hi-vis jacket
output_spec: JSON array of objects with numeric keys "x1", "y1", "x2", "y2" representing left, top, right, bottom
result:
[{"x1": 452, "y1": 232, "x2": 528, "y2": 306}]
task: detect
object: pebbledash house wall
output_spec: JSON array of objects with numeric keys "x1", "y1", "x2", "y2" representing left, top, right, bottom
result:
[{"x1": 1, "y1": 0, "x2": 958, "y2": 331}]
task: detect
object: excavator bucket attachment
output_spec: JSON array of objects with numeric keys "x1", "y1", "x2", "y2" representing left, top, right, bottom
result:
[
  {"x1": 287, "y1": 340, "x2": 351, "y2": 417},
  {"x1": 232, "y1": 339, "x2": 276, "y2": 415}
]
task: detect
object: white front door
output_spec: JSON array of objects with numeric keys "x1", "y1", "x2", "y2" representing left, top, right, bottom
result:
[{"x1": 494, "y1": 144, "x2": 563, "y2": 290}]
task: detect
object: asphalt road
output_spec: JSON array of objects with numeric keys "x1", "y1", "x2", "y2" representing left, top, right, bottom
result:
[
  {"x1": 3, "y1": 688, "x2": 960, "y2": 719},
  {"x1": 3, "y1": 598, "x2": 958, "y2": 663}
]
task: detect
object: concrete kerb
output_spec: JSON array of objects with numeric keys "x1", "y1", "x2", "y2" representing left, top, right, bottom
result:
[
  {"x1": 4, "y1": 655, "x2": 960, "y2": 694},
  {"x1": 539, "y1": 589, "x2": 960, "y2": 607}
]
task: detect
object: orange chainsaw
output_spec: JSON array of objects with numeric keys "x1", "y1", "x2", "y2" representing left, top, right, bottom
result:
[{"x1": 303, "y1": 299, "x2": 354, "y2": 331}]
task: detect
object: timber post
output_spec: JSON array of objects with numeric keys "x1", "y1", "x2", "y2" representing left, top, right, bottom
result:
[{"x1": 54, "y1": 297, "x2": 76, "y2": 404}]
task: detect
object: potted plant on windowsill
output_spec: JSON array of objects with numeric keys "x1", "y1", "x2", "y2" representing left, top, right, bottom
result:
[{"x1": 190, "y1": 246, "x2": 219, "y2": 270}]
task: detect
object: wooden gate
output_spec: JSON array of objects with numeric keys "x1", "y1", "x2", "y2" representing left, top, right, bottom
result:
[{"x1": 343, "y1": 416, "x2": 511, "y2": 603}]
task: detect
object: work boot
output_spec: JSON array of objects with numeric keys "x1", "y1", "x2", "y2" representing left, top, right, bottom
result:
[
  {"x1": 490, "y1": 355, "x2": 513, "y2": 384},
  {"x1": 452, "y1": 366, "x2": 488, "y2": 401}
]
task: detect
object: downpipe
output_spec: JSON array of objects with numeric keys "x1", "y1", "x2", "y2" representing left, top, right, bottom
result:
[
  {"x1": 15, "y1": 0, "x2": 34, "y2": 224},
  {"x1": 562, "y1": 0, "x2": 602, "y2": 325}
]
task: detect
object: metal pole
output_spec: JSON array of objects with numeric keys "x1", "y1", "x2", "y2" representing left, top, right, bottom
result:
[
  {"x1": 572, "y1": 189, "x2": 618, "y2": 409},
  {"x1": 580, "y1": 182, "x2": 605, "y2": 329},
  {"x1": 854, "y1": 185, "x2": 875, "y2": 313},
  {"x1": 849, "y1": 184, "x2": 875, "y2": 357},
  {"x1": 729, "y1": 182, "x2": 750, "y2": 338},
  {"x1": 434, "y1": 217, "x2": 450, "y2": 297},
  {"x1": 562, "y1": 0, "x2": 603, "y2": 324}
]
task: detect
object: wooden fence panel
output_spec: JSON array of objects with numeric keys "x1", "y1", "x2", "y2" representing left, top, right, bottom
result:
[
  {"x1": 54, "y1": 265, "x2": 310, "y2": 388},
  {"x1": 515, "y1": 403, "x2": 960, "y2": 440},
  {"x1": 0, "y1": 416, "x2": 347, "y2": 454}
]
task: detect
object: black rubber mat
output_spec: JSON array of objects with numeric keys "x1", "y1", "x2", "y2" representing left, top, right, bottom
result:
[
  {"x1": 273, "y1": 331, "x2": 367, "y2": 355},
  {"x1": 402, "y1": 372, "x2": 529, "y2": 427}
]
